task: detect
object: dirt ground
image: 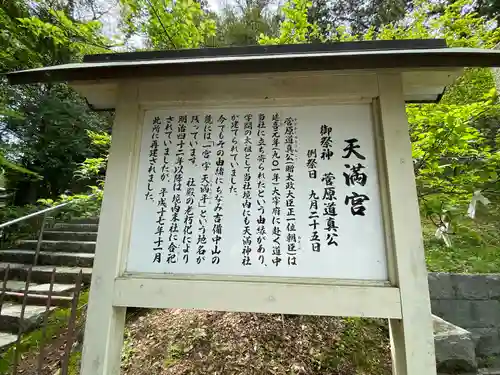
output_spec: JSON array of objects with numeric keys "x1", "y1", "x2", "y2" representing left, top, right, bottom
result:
[
  {"x1": 121, "y1": 309, "x2": 391, "y2": 375},
  {"x1": 8, "y1": 308, "x2": 391, "y2": 375}
]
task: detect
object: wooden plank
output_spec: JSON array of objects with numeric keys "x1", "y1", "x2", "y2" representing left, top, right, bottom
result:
[
  {"x1": 113, "y1": 277, "x2": 402, "y2": 319},
  {"x1": 80, "y1": 81, "x2": 141, "y2": 375},
  {"x1": 376, "y1": 72, "x2": 436, "y2": 375},
  {"x1": 138, "y1": 72, "x2": 379, "y2": 106},
  {"x1": 121, "y1": 273, "x2": 392, "y2": 287},
  {"x1": 71, "y1": 68, "x2": 461, "y2": 110}
]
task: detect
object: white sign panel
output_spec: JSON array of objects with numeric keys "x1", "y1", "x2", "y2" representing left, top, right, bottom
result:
[{"x1": 126, "y1": 104, "x2": 387, "y2": 280}]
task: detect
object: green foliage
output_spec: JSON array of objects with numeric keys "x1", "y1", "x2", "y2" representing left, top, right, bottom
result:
[
  {"x1": 442, "y1": 68, "x2": 496, "y2": 104},
  {"x1": 259, "y1": 0, "x2": 500, "y2": 260},
  {"x1": 0, "y1": 152, "x2": 41, "y2": 179},
  {"x1": 74, "y1": 130, "x2": 110, "y2": 183},
  {"x1": 0, "y1": 189, "x2": 100, "y2": 248},
  {"x1": 260, "y1": 0, "x2": 500, "y2": 46},
  {"x1": 0, "y1": 291, "x2": 89, "y2": 374},
  {"x1": 121, "y1": 329, "x2": 136, "y2": 368},
  {"x1": 215, "y1": 0, "x2": 281, "y2": 46},
  {"x1": 409, "y1": 96, "x2": 499, "y2": 205},
  {"x1": 308, "y1": 0, "x2": 408, "y2": 37},
  {"x1": 120, "y1": 0, "x2": 216, "y2": 49},
  {"x1": 1, "y1": 1, "x2": 114, "y2": 204},
  {"x1": 0, "y1": 1, "x2": 113, "y2": 73},
  {"x1": 16, "y1": 8, "x2": 112, "y2": 59},
  {"x1": 472, "y1": 0, "x2": 500, "y2": 22},
  {"x1": 424, "y1": 204, "x2": 500, "y2": 273},
  {"x1": 0, "y1": 203, "x2": 43, "y2": 247},
  {"x1": 38, "y1": 188, "x2": 103, "y2": 221},
  {"x1": 260, "y1": 0, "x2": 322, "y2": 45},
  {"x1": 67, "y1": 350, "x2": 82, "y2": 375},
  {"x1": 2, "y1": 84, "x2": 110, "y2": 203}
]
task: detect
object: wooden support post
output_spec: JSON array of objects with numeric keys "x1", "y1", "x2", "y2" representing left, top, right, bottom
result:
[
  {"x1": 80, "y1": 82, "x2": 140, "y2": 375},
  {"x1": 376, "y1": 72, "x2": 436, "y2": 375}
]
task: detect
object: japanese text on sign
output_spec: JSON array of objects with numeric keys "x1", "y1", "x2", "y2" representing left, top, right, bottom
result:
[{"x1": 127, "y1": 105, "x2": 388, "y2": 280}]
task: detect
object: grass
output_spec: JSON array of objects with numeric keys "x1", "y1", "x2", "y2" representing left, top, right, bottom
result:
[
  {"x1": 0, "y1": 291, "x2": 88, "y2": 375},
  {"x1": 423, "y1": 204, "x2": 500, "y2": 273},
  {"x1": 66, "y1": 351, "x2": 82, "y2": 375}
]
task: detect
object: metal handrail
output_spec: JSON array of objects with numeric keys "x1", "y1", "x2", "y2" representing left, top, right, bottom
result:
[
  {"x1": 0, "y1": 201, "x2": 72, "y2": 229},
  {"x1": 0, "y1": 195, "x2": 95, "y2": 266}
]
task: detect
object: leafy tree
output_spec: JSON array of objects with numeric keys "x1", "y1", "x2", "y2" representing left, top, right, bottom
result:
[
  {"x1": 3, "y1": 84, "x2": 111, "y2": 204},
  {"x1": 0, "y1": 0, "x2": 113, "y2": 72},
  {"x1": 0, "y1": 0, "x2": 114, "y2": 204},
  {"x1": 431, "y1": 0, "x2": 500, "y2": 24},
  {"x1": 473, "y1": 0, "x2": 500, "y2": 21},
  {"x1": 308, "y1": 0, "x2": 409, "y2": 37},
  {"x1": 260, "y1": 0, "x2": 500, "y2": 238},
  {"x1": 259, "y1": 0, "x2": 322, "y2": 44},
  {"x1": 215, "y1": 0, "x2": 280, "y2": 46},
  {"x1": 119, "y1": 0, "x2": 216, "y2": 49}
]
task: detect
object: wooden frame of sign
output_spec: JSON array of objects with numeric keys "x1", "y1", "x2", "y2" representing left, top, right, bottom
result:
[{"x1": 80, "y1": 70, "x2": 436, "y2": 375}]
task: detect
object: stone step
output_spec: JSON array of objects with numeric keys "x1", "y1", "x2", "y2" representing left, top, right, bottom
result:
[
  {"x1": 0, "y1": 332, "x2": 17, "y2": 352},
  {"x1": 50, "y1": 223, "x2": 99, "y2": 232},
  {"x1": 4, "y1": 280, "x2": 75, "y2": 296},
  {"x1": 0, "y1": 250, "x2": 94, "y2": 267},
  {"x1": 43, "y1": 231, "x2": 97, "y2": 242},
  {"x1": 0, "y1": 263, "x2": 92, "y2": 284},
  {"x1": 479, "y1": 369, "x2": 500, "y2": 375},
  {"x1": 0, "y1": 302, "x2": 56, "y2": 334},
  {"x1": 18, "y1": 240, "x2": 96, "y2": 253},
  {"x1": 69, "y1": 217, "x2": 99, "y2": 225}
]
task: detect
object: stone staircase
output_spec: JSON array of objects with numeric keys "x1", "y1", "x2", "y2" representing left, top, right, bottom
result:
[{"x1": 0, "y1": 218, "x2": 98, "y2": 350}]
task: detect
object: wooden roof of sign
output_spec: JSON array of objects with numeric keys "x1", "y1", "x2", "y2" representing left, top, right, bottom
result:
[{"x1": 6, "y1": 39, "x2": 500, "y2": 108}]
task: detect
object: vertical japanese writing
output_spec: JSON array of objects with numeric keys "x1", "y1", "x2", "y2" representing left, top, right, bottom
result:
[
  {"x1": 150, "y1": 116, "x2": 163, "y2": 263},
  {"x1": 308, "y1": 190, "x2": 320, "y2": 252},
  {"x1": 306, "y1": 142, "x2": 320, "y2": 252},
  {"x1": 242, "y1": 113, "x2": 253, "y2": 266},
  {"x1": 181, "y1": 115, "x2": 199, "y2": 264},
  {"x1": 229, "y1": 115, "x2": 239, "y2": 195},
  {"x1": 167, "y1": 115, "x2": 187, "y2": 264},
  {"x1": 306, "y1": 149, "x2": 317, "y2": 179},
  {"x1": 342, "y1": 138, "x2": 370, "y2": 216},
  {"x1": 320, "y1": 124, "x2": 333, "y2": 161},
  {"x1": 160, "y1": 116, "x2": 173, "y2": 182},
  {"x1": 145, "y1": 116, "x2": 160, "y2": 201},
  {"x1": 196, "y1": 115, "x2": 213, "y2": 264},
  {"x1": 322, "y1": 171, "x2": 338, "y2": 246},
  {"x1": 256, "y1": 113, "x2": 267, "y2": 265},
  {"x1": 271, "y1": 113, "x2": 282, "y2": 267},
  {"x1": 152, "y1": 115, "x2": 173, "y2": 264},
  {"x1": 212, "y1": 115, "x2": 226, "y2": 265},
  {"x1": 188, "y1": 115, "x2": 199, "y2": 165},
  {"x1": 320, "y1": 124, "x2": 338, "y2": 247},
  {"x1": 183, "y1": 177, "x2": 195, "y2": 264},
  {"x1": 153, "y1": 187, "x2": 167, "y2": 263},
  {"x1": 284, "y1": 116, "x2": 297, "y2": 266}
]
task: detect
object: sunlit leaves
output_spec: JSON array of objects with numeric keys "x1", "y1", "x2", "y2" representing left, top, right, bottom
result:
[
  {"x1": 119, "y1": 0, "x2": 216, "y2": 49},
  {"x1": 259, "y1": 0, "x2": 322, "y2": 45},
  {"x1": 257, "y1": 0, "x2": 500, "y2": 235}
]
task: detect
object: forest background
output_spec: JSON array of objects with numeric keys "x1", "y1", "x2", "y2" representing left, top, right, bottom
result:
[{"x1": 1, "y1": 0, "x2": 499, "y2": 273}]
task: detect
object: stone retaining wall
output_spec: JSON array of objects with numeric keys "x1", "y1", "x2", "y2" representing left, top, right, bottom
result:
[{"x1": 429, "y1": 273, "x2": 500, "y2": 366}]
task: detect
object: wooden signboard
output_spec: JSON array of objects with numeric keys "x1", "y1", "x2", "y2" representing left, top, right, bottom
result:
[
  {"x1": 78, "y1": 72, "x2": 436, "y2": 375},
  {"x1": 10, "y1": 41, "x2": 500, "y2": 375}
]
